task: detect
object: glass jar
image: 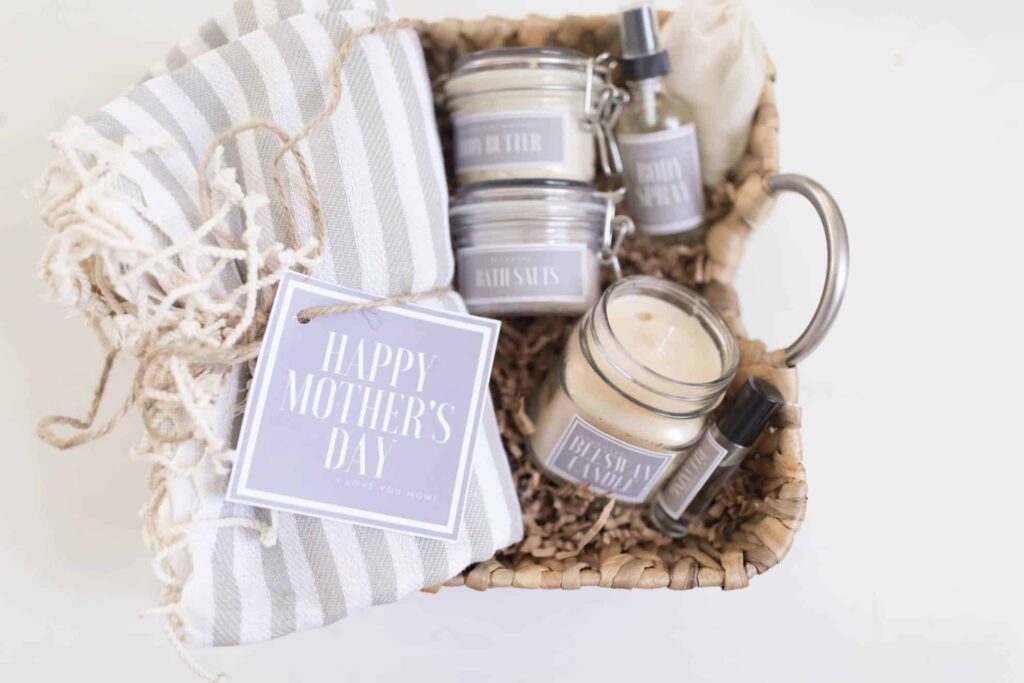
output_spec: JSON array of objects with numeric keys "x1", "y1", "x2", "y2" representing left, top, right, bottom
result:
[
  {"x1": 450, "y1": 179, "x2": 633, "y2": 317},
  {"x1": 444, "y1": 48, "x2": 627, "y2": 186},
  {"x1": 527, "y1": 276, "x2": 739, "y2": 505}
]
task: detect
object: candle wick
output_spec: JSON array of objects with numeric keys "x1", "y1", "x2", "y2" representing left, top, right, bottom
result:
[{"x1": 655, "y1": 325, "x2": 676, "y2": 357}]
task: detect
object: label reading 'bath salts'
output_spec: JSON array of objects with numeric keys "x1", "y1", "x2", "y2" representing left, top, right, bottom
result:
[
  {"x1": 546, "y1": 415, "x2": 674, "y2": 504},
  {"x1": 619, "y1": 124, "x2": 706, "y2": 236},
  {"x1": 457, "y1": 243, "x2": 588, "y2": 307},
  {"x1": 453, "y1": 111, "x2": 569, "y2": 172},
  {"x1": 227, "y1": 271, "x2": 500, "y2": 542}
]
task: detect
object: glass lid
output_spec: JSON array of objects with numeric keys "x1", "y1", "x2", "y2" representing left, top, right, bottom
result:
[
  {"x1": 450, "y1": 47, "x2": 593, "y2": 76},
  {"x1": 452, "y1": 178, "x2": 603, "y2": 210},
  {"x1": 450, "y1": 179, "x2": 610, "y2": 230}
]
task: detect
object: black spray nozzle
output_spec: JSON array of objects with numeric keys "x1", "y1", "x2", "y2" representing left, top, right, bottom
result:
[{"x1": 619, "y1": 4, "x2": 670, "y2": 81}]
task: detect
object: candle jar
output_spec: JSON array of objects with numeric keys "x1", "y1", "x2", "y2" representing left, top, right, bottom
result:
[
  {"x1": 444, "y1": 48, "x2": 627, "y2": 186},
  {"x1": 527, "y1": 275, "x2": 739, "y2": 505},
  {"x1": 450, "y1": 179, "x2": 633, "y2": 317}
]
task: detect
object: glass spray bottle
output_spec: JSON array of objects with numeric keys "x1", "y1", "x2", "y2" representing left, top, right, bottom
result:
[{"x1": 616, "y1": 4, "x2": 707, "y2": 244}]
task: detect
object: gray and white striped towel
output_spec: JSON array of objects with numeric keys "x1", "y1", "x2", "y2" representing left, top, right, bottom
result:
[
  {"x1": 52, "y1": 0, "x2": 522, "y2": 648},
  {"x1": 143, "y1": 0, "x2": 393, "y2": 80}
]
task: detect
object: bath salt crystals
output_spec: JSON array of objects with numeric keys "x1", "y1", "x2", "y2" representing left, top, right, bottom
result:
[
  {"x1": 450, "y1": 179, "x2": 633, "y2": 317},
  {"x1": 444, "y1": 48, "x2": 627, "y2": 185},
  {"x1": 527, "y1": 276, "x2": 738, "y2": 505}
]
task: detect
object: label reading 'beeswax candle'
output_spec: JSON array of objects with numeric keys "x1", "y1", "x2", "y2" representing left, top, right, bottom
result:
[{"x1": 546, "y1": 415, "x2": 674, "y2": 504}]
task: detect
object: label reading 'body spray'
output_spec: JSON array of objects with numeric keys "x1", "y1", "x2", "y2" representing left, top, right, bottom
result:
[
  {"x1": 619, "y1": 124, "x2": 705, "y2": 236},
  {"x1": 655, "y1": 437, "x2": 729, "y2": 518},
  {"x1": 457, "y1": 243, "x2": 588, "y2": 307},
  {"x1": 546, "y1": 415, "x2": 674, "y2": 504},
  {"x1": 453, "y1": 111, "x2": 569, "y2": 173}
]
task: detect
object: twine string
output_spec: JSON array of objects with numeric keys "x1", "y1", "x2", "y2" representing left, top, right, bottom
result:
[
  {"x1": 37, "y1": 17, "x2": 430, "y2": 450},
  {"x1": 35, "y1": 346, "x2": 135, "y2": 450},
  {"x1": 296, "y1": 286, "x2": 450, "y2": 323}
]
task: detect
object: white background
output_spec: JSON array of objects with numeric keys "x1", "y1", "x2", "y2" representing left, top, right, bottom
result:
[{"x1": 1, "y1": 0, "x2": 1022, "y2": 681}]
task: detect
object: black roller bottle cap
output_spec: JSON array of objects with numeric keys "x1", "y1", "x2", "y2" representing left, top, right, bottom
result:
[
  {"x1": 716, "y1": 378, "x2": 785, "y2": 447},
  {"x1": 619, "y1": 4, "x2": 671, "y2": 81}
]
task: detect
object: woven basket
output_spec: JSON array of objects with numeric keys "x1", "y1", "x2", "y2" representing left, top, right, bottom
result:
[{"x1": 413, "y1": 14, "x2": 808, "y2": 593}]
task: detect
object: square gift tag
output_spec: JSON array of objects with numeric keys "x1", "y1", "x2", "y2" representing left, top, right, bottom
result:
[{"x1": 227, "y1": 272, "x2": 500, "y2": 541}]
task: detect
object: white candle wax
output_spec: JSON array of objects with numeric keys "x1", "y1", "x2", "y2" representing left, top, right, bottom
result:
[
  {"x1": 605, "y1": 294, "x2": 723, "y2": 385},
  {"x1": 532, "y1": 292, "x2": 723, "y2": 457}
]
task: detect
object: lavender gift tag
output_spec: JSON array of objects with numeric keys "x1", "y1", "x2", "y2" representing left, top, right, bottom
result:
[{"x1": 227, "y1": 272, "x2": 501, "y2": 541}]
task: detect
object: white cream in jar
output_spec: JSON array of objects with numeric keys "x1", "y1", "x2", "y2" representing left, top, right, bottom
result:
[
  {"x1": 450, "y1": 180, "x2": 632, "y2": 318},
  {"x1": 444, "y1": 48, "x2": 624, "y2": 185},
  {"x1": 528, "y1": 276, "x2": 739, "y2": 505}
]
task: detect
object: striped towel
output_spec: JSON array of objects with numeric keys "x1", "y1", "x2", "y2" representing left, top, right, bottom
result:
[
  {"x1": 50, "y1": 0, "x2": 522, "y2": 648},
  {"x1": 143, "y1": 0, "x2": 394, "y2": 80}
]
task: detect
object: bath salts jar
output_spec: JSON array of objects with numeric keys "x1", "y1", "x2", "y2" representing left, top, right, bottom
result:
[
  {"x1": 450, "y1": 179, "x2": 633, "y2": 317},
  {"x1": 444, "y1": 48, "x2": 627, "y2": 185},
  {"x1": 527, "y1": 275, "x2": 739, "y2": 505}
]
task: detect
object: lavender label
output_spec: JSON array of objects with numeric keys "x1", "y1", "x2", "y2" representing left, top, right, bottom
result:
[
  {"x1": 547, "y1": 415, "x2": 674, "y2": 504},
  {"x1": 656, "y1": 439, "x2": 729, "y2": 518},
  {"x1": 619, "y1": 125, "x2": 706, "y2": 236},
  {"x1": 453, "y1": 111, "x2": 569, "y2": 172},
  {"x1": 227, "y1": 272, "x2": 500, "y2": 541},
  {"x1": 457, "y1": 244, "x2": 588, "y2": 307}
]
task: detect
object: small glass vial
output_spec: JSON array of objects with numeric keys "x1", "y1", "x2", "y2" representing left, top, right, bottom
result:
[
  {"x1": 450, "y1": 179, "x2": 632, "y2": 318},
  {"x1": 615, "y1": 5, "x2": 707, "y2": 243},
  {"x1": 527, "y1": 276, "x2": 739, "y2": 505},
  {"x1": 649, "y1": 378, "x2": 784, "y2": 537},
  {"x1": 444, "y1": 47, "x2": 625, "y2": 186}
]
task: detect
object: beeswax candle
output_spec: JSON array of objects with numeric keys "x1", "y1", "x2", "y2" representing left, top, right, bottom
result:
[{"x1": 528, "y1": 276, "x2": 737, "y2": 504}]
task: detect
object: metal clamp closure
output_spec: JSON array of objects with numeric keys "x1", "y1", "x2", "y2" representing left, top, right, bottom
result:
[
  {"x1": 597, "y1": 187, "x2": 634, "y2": 280},
  {"x1": 584, "y1": 54, "x2": 628, "y2": 177}
]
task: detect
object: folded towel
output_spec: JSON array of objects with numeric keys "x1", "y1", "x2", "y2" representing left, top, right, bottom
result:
[
  {"x1": 37, "y1": 0, "x2": 522, "y2": 655},
  {"x1": 144, "y1": 0, "x2": 390, "y2": 80}
]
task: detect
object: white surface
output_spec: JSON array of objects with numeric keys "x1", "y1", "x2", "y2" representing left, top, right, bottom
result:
[{"x1": 1, "y1": 0, "x2": 1022, "y2": 680}]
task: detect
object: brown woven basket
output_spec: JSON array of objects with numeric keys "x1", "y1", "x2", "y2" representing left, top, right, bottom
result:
[{"x1": 414, "y1": 15, "x2": 806, "y2": 592}]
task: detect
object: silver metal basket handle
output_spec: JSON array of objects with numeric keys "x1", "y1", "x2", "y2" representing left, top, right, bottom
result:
[{"x1": 764, "y1": 174, "x2": 850, "y2": 367}]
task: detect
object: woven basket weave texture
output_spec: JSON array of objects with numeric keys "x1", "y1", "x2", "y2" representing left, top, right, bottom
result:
[{"x1": 414, "y1": 14, "x2": 805, "y2": 593}]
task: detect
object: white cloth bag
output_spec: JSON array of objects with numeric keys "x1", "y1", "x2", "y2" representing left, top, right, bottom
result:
[{"x1": 662, "y1": 0, "x2": 768, "y2": 186}]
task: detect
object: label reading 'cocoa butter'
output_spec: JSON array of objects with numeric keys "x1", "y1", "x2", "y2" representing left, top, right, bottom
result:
[
  {"x1": 457, "y1": 244, "x2": 588, "y2": 307},
  {"x1": 619, "y1": 124, "x2": 705, "y2": 236},
  {"x1": 453, "y1": 111, "x2": 569, "y2": 172},
  {"x1": 547, "y1": 415, "x2": 674, "y2": 504},
  {"x1": 655, "y1": 438, "x2": 729, "y2": 518}
]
